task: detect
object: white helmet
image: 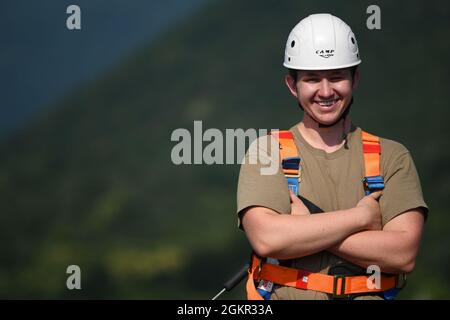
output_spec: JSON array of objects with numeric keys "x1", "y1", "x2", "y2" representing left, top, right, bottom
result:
[{"x1": 283, "y1": 13, "x2": 361, "y2": 70}]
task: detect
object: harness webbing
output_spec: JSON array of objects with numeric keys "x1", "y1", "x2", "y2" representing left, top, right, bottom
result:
[
  {"x1": 271, "y1": 131, "x2": 301, "y2": 195},
  {"x1": 361, "y1": 131, "x2": 385, "y2": 195}
]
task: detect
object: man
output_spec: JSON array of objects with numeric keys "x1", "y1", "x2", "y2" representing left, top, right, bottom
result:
[{"x1": 237, "y1": 13, "x2": 428, "y2": 300}]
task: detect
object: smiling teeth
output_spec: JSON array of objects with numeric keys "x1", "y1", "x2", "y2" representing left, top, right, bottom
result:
[{"x1": 316, "y1": 99, "x2": 338, "y2": 106}]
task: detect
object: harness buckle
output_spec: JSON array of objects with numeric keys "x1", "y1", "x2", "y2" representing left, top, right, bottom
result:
[
  {"x1": 363, "y1": 175, "x2": 385, "y2": 195},
  {"x1": 282, "y1": 157, "x2": 300, "y2": 170},
  {"x1": 332, "y1": 275, "x2": 347, "y2": 299}
]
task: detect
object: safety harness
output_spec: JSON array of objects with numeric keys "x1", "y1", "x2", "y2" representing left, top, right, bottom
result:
[{"x1": 246, "y1": 130, "x2": 406, "y2": 300}]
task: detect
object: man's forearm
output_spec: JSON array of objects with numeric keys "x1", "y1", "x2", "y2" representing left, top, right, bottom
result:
[
  {"x1": 328, "y1": 210, "x2": 425, "y2": 274},
  {"x1": 328, "y1": 230, "x2": 415, "y2": 274},
  {"x1": 242, "y1": 207, "x2": 369, "y2": 260}
]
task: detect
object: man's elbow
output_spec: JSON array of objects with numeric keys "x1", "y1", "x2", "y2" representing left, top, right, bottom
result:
[
  {"x1": 249, "y1": 235, "x2": 281, "y2": 258},
  {"x1": 390, "y1": 253, "x2": 416, "y2": 274},
  {"x1": 241, "y1": 207, "x2": 283, "y2": 258},
  {"x1": 252, "y1": 242, "x2": 271, "y2": 258},
  {"x1": 396, "y1": 240, "x2": 421, "y2": 274},
  {"x1": 398, "y1": 258, "x2": 416, "y2": 274}
]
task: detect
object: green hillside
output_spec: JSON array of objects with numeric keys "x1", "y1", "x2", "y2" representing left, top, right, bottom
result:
[{"x1": 0, "y1": 0, "x2": 449, "y2": 299}]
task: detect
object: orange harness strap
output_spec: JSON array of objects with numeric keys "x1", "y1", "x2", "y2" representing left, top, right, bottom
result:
[
  {"x1": 271, "y1": 131, "x2": 301, "y2": 195},
  {"x1": 270, "y1": 131, "x2": 298, "y2": 160},
  {"x1": 246, "y1": 257, "x2": 265, "y2": 300},
  {"x1": 247, "y1": 255, "x2": 398, "y2": 299},
  {"x1": 361, "y1": 131, "x2": 381, "y2": 177}
]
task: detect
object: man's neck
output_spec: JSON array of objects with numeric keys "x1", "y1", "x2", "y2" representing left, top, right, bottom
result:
[{"x1": 297, "y1": 116, "x2": 351, "y2": 153}]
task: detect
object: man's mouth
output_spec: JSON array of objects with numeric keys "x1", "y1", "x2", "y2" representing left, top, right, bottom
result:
[{"x1": 314, "y1": 98, "x2": 340, "y2": 107}]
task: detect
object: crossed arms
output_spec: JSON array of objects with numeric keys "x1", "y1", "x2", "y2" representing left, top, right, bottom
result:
[{"x1": 240, "y1": 191, "x2": 425, "y2": 274}]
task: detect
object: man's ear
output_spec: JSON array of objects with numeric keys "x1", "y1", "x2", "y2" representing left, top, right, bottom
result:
[
  {"x1": 285, "y1": 74, "x2": 299, "y2": 98},
  {"x1": 352, "y1": 68, "x2": 360, "y2": 90}
]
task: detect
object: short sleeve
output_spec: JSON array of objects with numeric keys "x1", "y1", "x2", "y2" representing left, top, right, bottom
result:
[
  {"x1": 380, "y1": 148, "x2": 428, "y2": 225},
  {"x1": 236, "y1": 135, "x2": 291, "y2": 229}
]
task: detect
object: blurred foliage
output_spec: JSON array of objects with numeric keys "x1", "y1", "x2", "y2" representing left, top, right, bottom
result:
[{"x1": 0, "y1": 0, "x2": 449, "y2": 299}]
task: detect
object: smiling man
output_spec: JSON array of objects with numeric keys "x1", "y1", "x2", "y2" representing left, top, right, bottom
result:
[{"x1": 236, "y1": 14, "x2": 428, "y2": 300}]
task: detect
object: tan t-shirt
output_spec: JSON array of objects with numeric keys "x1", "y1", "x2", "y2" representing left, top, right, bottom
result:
[{"x1": 236, "y1": 124, "x2": 428, "y2": 300}]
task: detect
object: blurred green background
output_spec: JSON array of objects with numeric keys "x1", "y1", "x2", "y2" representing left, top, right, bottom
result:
[{"x1": 0, "y1": 0, "x2": 449, "y2": 299}]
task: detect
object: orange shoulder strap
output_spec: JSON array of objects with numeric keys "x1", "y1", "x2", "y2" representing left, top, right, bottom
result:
[
  {"x1": 270, "y1": 130, "x2": 297, "y2": 159},
  {"x1": 361, "y1": 131, "x2": 381, "y2": 177},
  {"x1": 270, "y1": 130, "x2": 301, "y2": 195},
  {"x1": 361, "y1": 131, "x2": 384, "y2": 195}
]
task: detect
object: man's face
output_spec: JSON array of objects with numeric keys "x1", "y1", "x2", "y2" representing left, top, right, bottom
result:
[{"x1": 286, "y1": 68, "x2": 358, "y2": 126}]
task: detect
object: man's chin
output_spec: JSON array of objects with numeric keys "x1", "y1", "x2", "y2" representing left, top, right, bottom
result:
[{"x1": 313, "y1": 113, "x2": 343, "y2": 126}]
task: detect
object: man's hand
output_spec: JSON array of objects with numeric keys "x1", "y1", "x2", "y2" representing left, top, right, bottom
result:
[
  {"x1": 289, "y1": 190, "x2": 310, "y2": 216},
  {"x1": 356, "y1": 191, "x2": 382, "y2": 230}
]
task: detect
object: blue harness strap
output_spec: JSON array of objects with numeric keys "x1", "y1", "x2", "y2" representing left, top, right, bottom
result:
[{"x1": 282, "y1": 157, "x2": 301, "y2": 196}]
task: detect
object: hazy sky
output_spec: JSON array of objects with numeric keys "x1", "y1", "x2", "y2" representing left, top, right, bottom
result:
[{"x1": 0, "y1": 0, "x2": 208, "y2": 139}]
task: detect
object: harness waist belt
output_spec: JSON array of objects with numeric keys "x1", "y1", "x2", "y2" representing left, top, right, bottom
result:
[{"x1": 250, "y1": 256, "x2": 399, "y2": 298}]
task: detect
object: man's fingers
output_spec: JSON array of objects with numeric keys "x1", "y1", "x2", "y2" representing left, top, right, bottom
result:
[
  {"x1": 289, "y1": 190, "x2": 311, "y2": 215},
  {"x1": 369, "y1": 191, "x2": 383, "y2": 200},
  {"x1": 290, "y1": 190, "x2": 306, "y2": 206},
  {"x1": 289, "y1": 190, "x2": 299, "y2": 203},
  {"x1": 289, "y1": 190, "x2": 295, "y2": 202}
]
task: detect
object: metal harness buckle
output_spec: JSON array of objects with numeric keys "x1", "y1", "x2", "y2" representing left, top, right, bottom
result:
[
  {"x1": 363, "y1": 175, "x2": 385, "y2": 195},
  {"x1": 281, "y1": 157, "x2": 300, "y2": 170},
  {"x1": 332, "y1": 275, "x2": 347, "y2": 299}
]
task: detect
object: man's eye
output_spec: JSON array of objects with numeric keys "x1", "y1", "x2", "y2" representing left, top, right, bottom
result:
[
  {"x1": 330, "y1": 77, "x2": 343, "y2": 82},
  {"x1": 304, "y1": 78, "x2": 319, "y2": 83}
]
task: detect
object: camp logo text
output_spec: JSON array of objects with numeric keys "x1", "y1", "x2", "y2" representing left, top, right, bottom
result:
[{"x1": 316, "y1": 49, "x2": 335, "y2": 58}]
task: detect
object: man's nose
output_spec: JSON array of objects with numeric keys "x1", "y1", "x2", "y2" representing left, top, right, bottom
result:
[{"x1": 318, "y1": 79, "x2": 333, "y2": 98}]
